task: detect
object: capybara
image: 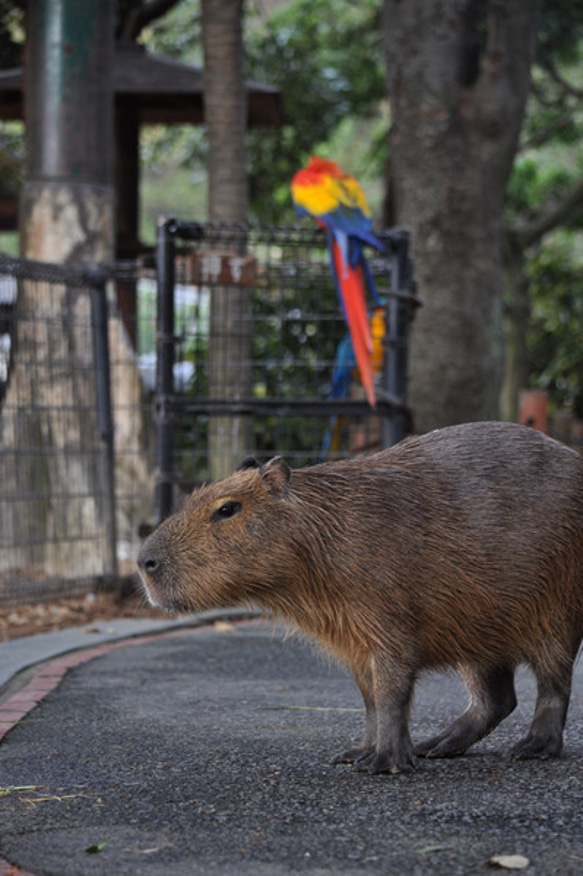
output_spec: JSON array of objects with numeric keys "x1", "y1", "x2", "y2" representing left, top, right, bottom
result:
[{"x1": 138, "y1": 421, "x2": 583, "y2": 774}]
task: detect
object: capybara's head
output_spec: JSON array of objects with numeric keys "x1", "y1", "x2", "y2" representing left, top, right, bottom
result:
[{"x1": 137, "y1": 456, "x2": 294, "y2": 612}]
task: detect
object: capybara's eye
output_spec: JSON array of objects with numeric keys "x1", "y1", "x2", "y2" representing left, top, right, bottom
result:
[{"x1": 212, "y1": 501, "x2": 242, "y2": 522}]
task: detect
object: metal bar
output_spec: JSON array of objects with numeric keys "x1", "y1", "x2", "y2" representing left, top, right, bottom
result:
[
  {"x1": 154, "y1": 216, "x2": 177, "y2": 524},
  {"x1": 175, "y1": 396, "x2": 410, "y2": 418},
  {"x1": 382, "y1": 232, "x2": 412, "y2": 447},
  {"x1": 90, "y1": 278, "x2": 118, "y2": 579},
  {"x1": 25, "y1": 0, "x2": 114, "y2": 185}
]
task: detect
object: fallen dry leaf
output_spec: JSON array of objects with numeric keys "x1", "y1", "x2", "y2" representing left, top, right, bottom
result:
[{"x1": 487, "y1": 854, "x2": 530, "y2": 870}]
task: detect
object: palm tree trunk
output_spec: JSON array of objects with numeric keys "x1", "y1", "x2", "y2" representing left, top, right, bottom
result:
[{"x1": 202, "y1": 0, "x2": 253, "y2": 481}]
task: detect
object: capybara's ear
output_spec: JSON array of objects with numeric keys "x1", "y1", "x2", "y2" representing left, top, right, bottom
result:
[
  {"x1": 261, "y1": 456, "x2": 291, "y2": 495},
  {"x1": 237, "y1": 456, "x2": 260, "y2": 471}
]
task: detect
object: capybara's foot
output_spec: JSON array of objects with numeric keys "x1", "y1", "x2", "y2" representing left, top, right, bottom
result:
[
  {"x1": 353, "y1": 745, "x2": 417, "y2": 775},
  {"x1": 417, "y1": 664, "x2": 518, "y2": 759},
  {"x1": 333, "y1": 745, "x2": 373, "y2": 765},
  {"x1": 415, "y1": 730, "x2": 470, "y2": 759},
  {"x1": 510, "y1": 733, "x2": 563, "y2": 760}
]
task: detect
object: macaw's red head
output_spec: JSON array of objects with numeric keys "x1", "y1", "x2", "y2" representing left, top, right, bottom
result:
[
  {"x1": 292, "y1": 155, "x2": 345, "y2": 188},
  {"x1": 291, "y1": 155, "x2": 354, "y2": 218},
  {"x1": 291, "y1": 155, "x2": 372, "y2": 221}
]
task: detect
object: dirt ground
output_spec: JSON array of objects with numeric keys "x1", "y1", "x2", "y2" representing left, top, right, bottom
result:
[{"x1": 0, "y1": 586, "x2": 168, "y2": 642}]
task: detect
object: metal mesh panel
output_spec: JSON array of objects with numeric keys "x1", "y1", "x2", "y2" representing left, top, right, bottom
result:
[
  {"x1": 153, "y1": 221, "x2": 418, "y2": 512},
  {"x1": 0, "y1": 254, "x2": 149, "y2": 607}
]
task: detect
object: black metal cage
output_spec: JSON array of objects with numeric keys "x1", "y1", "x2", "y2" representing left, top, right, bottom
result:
[{"x1": 153, "y1": 219, "x2": 419, "y2": 522}]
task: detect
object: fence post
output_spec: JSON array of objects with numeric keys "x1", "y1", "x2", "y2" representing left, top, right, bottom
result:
[
  {"x1": 382, "y1": 231, "x2": 411, "y2": 447},
  {"x1": 154, "y1": 216, "x2": 176, "y2": 524},
  {"x1": 90, "y1": 273, "x2": 118, "y2": 580}
]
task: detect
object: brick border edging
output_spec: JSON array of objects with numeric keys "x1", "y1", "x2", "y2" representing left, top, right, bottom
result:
[
  {"x1": 0, "y1": 858, "x2": 35, "y2": 876},
  {"x1": 0, "y1": 857, "x2": 35, "y2": 875},
  {"x1": 0, "y1": 614, "x2": 262, "y2": 876},
  {"x1": 0, "y1": 632, "x2": 170, "y2": 743},
  {"x1": 0, "y1": 612, "x2": 262, "y2": 743}
]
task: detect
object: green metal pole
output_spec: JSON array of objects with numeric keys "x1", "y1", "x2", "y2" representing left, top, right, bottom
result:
[
  {"x1": 24, "y1": 0, "x2": 113, "y2": 186},
  {"x1": 20, "y1": 0, "x2": 115, "y2": 262}
]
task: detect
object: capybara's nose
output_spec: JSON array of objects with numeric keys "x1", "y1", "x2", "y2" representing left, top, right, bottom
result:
[{"x1": 137, "y1": 549, "x2": 160, "y2": 577}]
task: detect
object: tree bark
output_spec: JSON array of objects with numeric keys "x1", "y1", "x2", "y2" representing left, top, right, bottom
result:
[
  {"x1": 202, "y1": 0, "x2": 252, "y2": 480},
  {"x1": 499, "y1": 232, "x2": 530, "y2": 422},
  {"x1": 0, "y1": 0, "x2": 152, "y2": 582},
  {"x1": 383, "y1": 0, "x2": 540, "y2": 431},
  {"x1": 5, "y1": 0, "x2": 117, "y2": 580}
]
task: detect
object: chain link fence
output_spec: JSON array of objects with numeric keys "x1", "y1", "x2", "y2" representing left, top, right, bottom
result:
[{"x1": 0, "y1": 253, "x2": 153, "y2": 607}]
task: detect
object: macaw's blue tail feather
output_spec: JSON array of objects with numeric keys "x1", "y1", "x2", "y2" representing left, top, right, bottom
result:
[
  {"x1": 331, "y1": 334, "x2": 356, "y2": 399},
  {"x1": 361, "y1": 252, "x2": 382, "y2": 308},
  {"x1": 320, "y1": 333, "x2": 356, "y2": 461}
]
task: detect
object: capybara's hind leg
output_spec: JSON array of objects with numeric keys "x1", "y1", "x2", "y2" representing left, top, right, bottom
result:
[
  {"x1": 416, "y1": 665, "x2": 517, "y2": 758},
  {"x1": 510, "y1": 663, "x2": 572, "y2": 759}
]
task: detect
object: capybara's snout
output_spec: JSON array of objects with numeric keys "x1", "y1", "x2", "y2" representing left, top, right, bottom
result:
[
  {"x1": 137, "y1": 533, "x2": 168, "y2": 606},
  {"x1": 137, "y1": 542, "x2": 160, "y2": 578}
]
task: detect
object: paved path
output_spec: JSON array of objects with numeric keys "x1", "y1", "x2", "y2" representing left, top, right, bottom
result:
[{"x1": 0, "y1": 617, "x2": 582, "y2": 875}]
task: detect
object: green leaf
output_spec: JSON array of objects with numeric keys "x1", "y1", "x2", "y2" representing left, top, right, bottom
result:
[
  {"x1": 0, "y1": 785, "x2": 37, "y2": 797},
  {"x1": 85, "y1": 842, "x2": 108, "y2": 854}
]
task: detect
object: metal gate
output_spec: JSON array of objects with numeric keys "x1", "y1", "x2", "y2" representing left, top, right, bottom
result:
[{"x1": 0, "y1": 253, "x2": 116, "y2": 605}]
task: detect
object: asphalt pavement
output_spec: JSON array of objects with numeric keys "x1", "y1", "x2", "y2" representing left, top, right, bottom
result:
[{"x1": 0, "y1": 615, "x2": 582, "y2": 875}]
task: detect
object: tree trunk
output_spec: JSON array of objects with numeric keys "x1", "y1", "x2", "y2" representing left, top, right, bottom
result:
[
  {"x1": 0, "y1": 0, "x2": 152, "y2": 582},
  {"x1": 202, "y1": 0, "x2": 252, "y2": 481},
  {"x1": 383, "y1": 0, "x2": 540, "y2": 431}
]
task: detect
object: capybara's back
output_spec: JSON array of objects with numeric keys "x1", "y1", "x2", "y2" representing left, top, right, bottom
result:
[{"x1": 138, "y1": 421, "x2": 583, "y2": 774}]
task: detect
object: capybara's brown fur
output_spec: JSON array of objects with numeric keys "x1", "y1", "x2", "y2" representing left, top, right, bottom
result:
[{"x1": 138, "y1": 421, "x2": 583, "y2": 774}]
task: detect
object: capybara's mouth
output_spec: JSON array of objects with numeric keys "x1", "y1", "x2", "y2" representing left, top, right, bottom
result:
[
  {"x1": 142, "y1": 580, "x2": 195, "y2": 615},
  {"x1": 137, "y1": 572, "x2": 161, "y2": 608}
]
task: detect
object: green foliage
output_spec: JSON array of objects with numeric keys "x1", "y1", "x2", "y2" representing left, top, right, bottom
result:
[
  {"x1": 503, "y1": 4, "x2": 583, "y2": 417},
  {"x1": 0, "y1": 0, "x2": 24, "y2": 69},
  {"x1": 527, "y1": 236, "x2": 583, "y2": 417},
  {"x1": 139, "y1": 0, "x2": 385, "y2": 223},
  {"x1": 246, "y1": 0, "x2": 385, "y2": 221},
  {"x1": 132, "y1": 0, "x2": 201, "y2": 61},
  {"x1": 506, "y1": 157, "x2": 579, "y2": 220},
  {"x1": 536, "y1": 0, "x2": 583, "y2": 63}
]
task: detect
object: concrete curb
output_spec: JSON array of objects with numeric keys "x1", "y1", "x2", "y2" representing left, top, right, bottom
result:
[
  {"x1": 0, "y1": 608, "x2": 260, "y2": 698},
  {"x1": 0, "y1": 608, "x2": 260, "y2": 742}
]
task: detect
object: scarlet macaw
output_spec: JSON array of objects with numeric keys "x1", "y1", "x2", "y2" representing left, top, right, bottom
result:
[{"x1": 290, "y1": 156, "x2": 384, "y2": 407}]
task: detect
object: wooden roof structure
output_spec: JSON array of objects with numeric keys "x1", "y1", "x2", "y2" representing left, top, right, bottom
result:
[
  {"x1": 0, "y1": 43, "x2": 283, "y2": 127},
  {"x1": 0, "y1": 44, "x2": 283, "y2": 344}
]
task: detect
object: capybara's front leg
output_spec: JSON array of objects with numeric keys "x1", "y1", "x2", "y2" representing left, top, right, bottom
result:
[
  {"x1": 353, "y1": 655, "x2": 417, "y2": 774},
  {"x1": 334, "y1": 663, "x2": 376, "y2": 764}
]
